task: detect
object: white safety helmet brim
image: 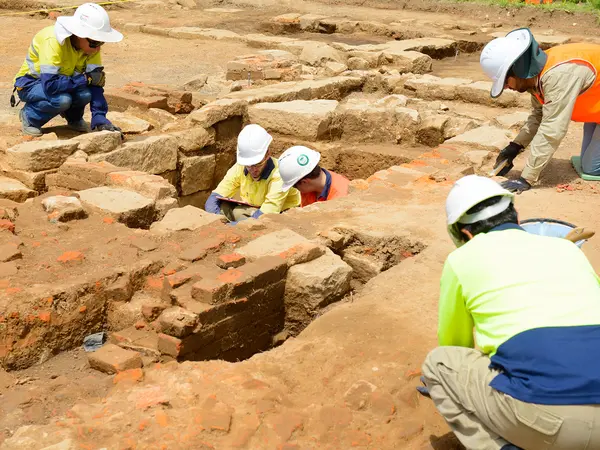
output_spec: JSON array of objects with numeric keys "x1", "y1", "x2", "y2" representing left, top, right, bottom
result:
[
  {"x1": 279, "y1": 146, "x2": 321, "y2": 192},
  {"x1": 480, "y1": 28, "x2": 531, "y2": 99},
  {"x1": 236, "y1": 135, "x2": 273, "y2": 166},
  {"x1": 446, "y1": 175, "x2": 515, "y2": 247},
  {"x1": 57, "y1": 3, "x2": 123, "y2": 43}
]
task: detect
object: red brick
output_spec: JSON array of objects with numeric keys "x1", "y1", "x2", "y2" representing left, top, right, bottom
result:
[
  {"x1": 278, "y1": 242, "x2": 325, "y2": 267},
  {"x1": 191, "y1": 278, "x2": 231, "y2": 304},
  {"x1": 103, "y1": 217, "x2": 115, "y2": 224},
  {"x1": 56, "y1": 251, "x2": 85, "y2": 264},
  {"x1": 113, "y1": 368, "x2": 144, "y2": 385},
  {"x1": 217, "y1": 253, "x2": 246, "y2": 269},
  {"x1": 157, "y1": 306, "x2": 198, "y2": 338},
  {"x1": 157, "y1": 333, "x2": 182, "y2": 358},
  {"x1": 231, "y1": 256, "x2": 287, "y2": 297},
  {"x1": 141, "y1": 303, "x2": 168, "y2": 321},
  {"x1": 88, "y1": 344, "x2": 142, "y2": 374},
  {"x1": 0, "y1": 220, "x2": 15, "y2": 234},
  {"x1": 104, "y1": 87, "x2": 168, "y2": 110}
]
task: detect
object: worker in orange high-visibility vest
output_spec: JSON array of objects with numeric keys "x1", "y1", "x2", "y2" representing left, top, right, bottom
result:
[{"x1": 480, "y1": 28, "x2": 600, "y2": 192}]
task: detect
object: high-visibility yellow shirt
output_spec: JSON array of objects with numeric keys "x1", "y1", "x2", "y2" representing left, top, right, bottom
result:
[
  {"x1": 214, "y1": 157, "x2": 301, "y2": 214},
  {"x1": 14, "y1": 25, "x2": 102, "y2": 81},
  {"x1": 439, "y1": 224, "x2": 600, "y2": 405}
]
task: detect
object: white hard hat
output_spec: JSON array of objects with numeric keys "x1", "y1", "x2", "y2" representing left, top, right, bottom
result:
[
  {"x1": 279, "y1": 146, "x2": 321, "y2": 191},
  {"x1": 480, "y1": 28, "x2": 531, "y2": 98},
  {"x1": 446, "y1": 175, "x2": 515, "y2": 246},
  {"x1": 236, "y1": 124, "x2": 273, "y2": 166},
  {"x1": 57, "y1": 3, "x2": 123, "y2": 43}
]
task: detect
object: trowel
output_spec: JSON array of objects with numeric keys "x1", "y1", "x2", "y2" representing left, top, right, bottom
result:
[
  {"x1": 489, "y1": 159, "x2": 509, "y2": 177},
  {"x1": 563, "y1": 227, "x2": 596, "y2": 243}
]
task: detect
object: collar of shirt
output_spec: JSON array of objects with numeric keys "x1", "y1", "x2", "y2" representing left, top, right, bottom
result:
[
  {"x1": 317, "y1": 169, "x2": 332, "y2": 200},
  {"x1": 489, "y1": 223, "x2": 525, "y2": 233},
  {"x1": 54, "y1": 22, "x2": 73, "y2": 46},
  {"x1": 243, "y1": 157, "x2": 275, "y2": 180}
]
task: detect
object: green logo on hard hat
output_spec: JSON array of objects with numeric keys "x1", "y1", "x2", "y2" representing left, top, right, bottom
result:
[{"x1": 297, "y1": 154, "x2": 309, "y2": 166}]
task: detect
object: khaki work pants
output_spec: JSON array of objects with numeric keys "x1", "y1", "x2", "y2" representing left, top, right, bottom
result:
[
  {"x1": 220, "y1": 203, "x2": 258, "y2": 223},
  {"x1": 422, "y1": 347, "x2": 600, "y2": 450}
]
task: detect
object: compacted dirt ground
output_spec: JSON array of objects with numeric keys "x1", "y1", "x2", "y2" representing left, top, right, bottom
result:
[{"x1": 1, "y1": 0, "x2": 600, "y2": 448}]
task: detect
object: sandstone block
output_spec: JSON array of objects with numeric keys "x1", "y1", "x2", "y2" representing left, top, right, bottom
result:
[
  {"x1": 179, "y1": 155, "x2": 216, "y2": 195},
  {"x1": 110, "y1": 327, "x2": 161, "y2": 360},
  {"x1": 45, "y1": 173, "x2": 97, "y2": 191},
  {"x1": 416, "y1": 113, "x2": 450, "y2": 146},
  {"x1": 347, "y1": 57, "x2": 370, "y2": 70},
  {"x1": 88, "y1": 344, "x2": 142, "y2": 374},
  {"x1": 248, "y1": 100, "x2": 338, "y2": 140},
  {"x1": 381, "y1": 38, "x2": 457, "y2": 58},
  {"x1": 158, "y1": 307, "x2": 198, "y2": 338},
  {"x1": 150, "y1": 205, "x2": 221, "y2": 234},
  {"x1": 71, "y1": 131, "x2": 122, "y2": 154},
  {"x1": 299, "y1": 42, "x2": 346, "y2": 66},
  {"x1": 323, "y1": 61, "x2": 348, "y2": 76},
  {"x1": 104, "y1": 87, "x2": 168, "y2": 111},
  {"x1": 106, "y1": 112, "x2": 152, "y2": 134},
  {"x1": 0, "y1": 177, "x2": 36, "y2": 203},
  {"x1": 106, "y1": 170, "x2": 177, "y2": 200},
  {"x1": 59, "y1": 160, "x2": 126, "y2": 186},
  {"x1": 41, "y1": 195, "x2": 86, "y2": 222},
  {"x1": 77, "y1": 187, "x2": 156, "y2": 228},
  {"x1": 285, "y1": 250, "x2": 352, "y2": 330},
  {"x1": 90, "y1": 135, "x2": 177, "y2": 174},
  {"x1": 404, "y1": 75, "x2": 471, "y2": 100},
  {"x1": 188, "y1": 98, "x2": 248, "y2": 128},
  {"x1": 443, "y1": 117, "x2": 479, "y2": 140},
  {"x1": 456, "y1": 81, "x2": 527, "y2": 108},
  {"x1": 5, "y1": 140, "x2": 78, "y2": 172},
  {"x1": 447, "y1": 126, "x2": 512, "y2": 151},
  {"x1": 0, "y1": 243, "x2": 22, "y2": 262},
  {"x1": 237, "y1": 229, "x2": 311, "y2": 260},
  {"x1": 493, "y1": 111, "x2": 529, "y2": 130}
]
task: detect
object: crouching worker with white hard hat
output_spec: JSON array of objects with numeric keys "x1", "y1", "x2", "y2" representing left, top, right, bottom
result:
[
  {"x1": 278, "y1": 146, "x2": 350, "y2": 206},
  {"x1": 204, "y1": 124, "x2": 301, "y2": 224},
  {"x1": 420, "y1": 174, "x2": 600, "y2": 450},
  {"x1": 481, "y1": 28, "x2": 600, "y2": 192},
  {"x1": 12, "y1": 3, "x2": 123, "y2": 137}
]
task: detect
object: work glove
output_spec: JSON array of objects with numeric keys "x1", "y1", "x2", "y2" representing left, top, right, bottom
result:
[
  {"x1": 93, "y1": 122, "x2": 124, "y2": 140},
  {"x1": 493, "y1": 142, "x2": 524, "y2": 177},
  {"x1": 85, "y1": 68, "x2": 106, "y2": 88},
  {"x1": 204, "y1": 192, "x2": 222, "y2": 215},
  {"x1": 416, "y1": 376, "x2": 430, "y2": 398},
  {"x1": 501, "y1": 177, "x2": 531, "y2": 193}
]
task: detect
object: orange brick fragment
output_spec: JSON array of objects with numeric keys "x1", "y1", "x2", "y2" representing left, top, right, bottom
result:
[
  {"x1": 103, "y1": 217, "x2": 115, "y2": 224},
  {"x1": 114, "y1": 368, "x2": 144, "y2": 385},
  {"x1": 57, "y1": 251, "x2": 85, "y2": 263}
]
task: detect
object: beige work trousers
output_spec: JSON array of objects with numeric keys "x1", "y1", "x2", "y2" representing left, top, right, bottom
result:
[
  {"x1": 220, "y1": 203, "x2": 258, "y2": 223},
  {"x1": 422, "y1": 347, "x2": 600, "y2": 450}
]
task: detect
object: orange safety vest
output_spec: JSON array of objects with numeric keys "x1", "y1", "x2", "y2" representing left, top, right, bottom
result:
[
  {"x1": 301, "y1": 170, "x2": 350, "y2": 207},
  {"x1": 534, "y1": 43, "x2": 600, "y2": 123}
]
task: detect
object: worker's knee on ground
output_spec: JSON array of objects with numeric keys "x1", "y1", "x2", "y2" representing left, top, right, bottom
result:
[
  {"x1": 71, "y1": 88, "x2": 92, "y2": 107},
  {"x1": 51, "y1": 93, "x2": 73, "y2": 113}
]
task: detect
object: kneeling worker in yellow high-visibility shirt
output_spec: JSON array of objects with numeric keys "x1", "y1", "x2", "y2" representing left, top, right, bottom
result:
[
  {"x1": 421, "y1": 175, "x2": 600, "y2": 450},
  {"x1": 204, "y1": 124, "x2": 301, "y2": 224}
]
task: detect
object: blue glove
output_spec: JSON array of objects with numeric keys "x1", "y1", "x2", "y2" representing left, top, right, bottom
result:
[
  {"x1": 416, "y1": 376, "x2": 431, "y2": 398},
  {"x1": 501, "y1": 177, "x2": 531, "y2": 193},
  {"x1": 251, "y1": 209, "x2": 264, "y2": 219},
  {"x1": 227, "y1": 220, "x2": 238, "y2": 226},
  {"x1": 205, "y1": 192, "x2": 222, "y2": 215}
]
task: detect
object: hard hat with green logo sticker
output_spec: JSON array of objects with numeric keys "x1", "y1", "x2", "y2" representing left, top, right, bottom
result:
[{"x1": 278, "y1": 146, "x2": 321, "y2": 192}]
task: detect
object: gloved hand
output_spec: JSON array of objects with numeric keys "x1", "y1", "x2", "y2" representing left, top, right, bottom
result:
[
  {"x1": 493, "y1": 142, "x2": 524, "y2": 177},
  {"x1": 204, "y1": 192, "x2": 222, "y2": 215},
  {"x1": 227, "y1": 220, "x2": 239, "y2": 226},
  {"x1": 93, "y1": 122, "x2": 123, "y2": 139},
  {"x1": 85, "y1": 69, "x2": 106, "y2": 88},
  {"x1": 501, "y1": 177, "x2": 531, "y2": 193},
  {"x1": 416, "y1": 376, "x2": 430, "y2": 398}
]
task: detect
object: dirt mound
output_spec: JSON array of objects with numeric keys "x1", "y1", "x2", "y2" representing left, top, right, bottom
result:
[{"x1": 0, "y1": 0, "x2": 46, "y2": 11}]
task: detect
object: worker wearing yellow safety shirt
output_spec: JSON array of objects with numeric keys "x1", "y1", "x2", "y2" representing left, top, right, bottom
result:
[
  {"x1": 204, "y1": 124, "x2": 301, "y2": 224},
  {"x1": 480, "y1": 28, "x2": 600, "y2": 192},
  {"x1": 12, "y1": 3, "x2": 123, "y2": 137},
  {"x1": 419, "y1": 175, "x2": 600, "y2": 450}
]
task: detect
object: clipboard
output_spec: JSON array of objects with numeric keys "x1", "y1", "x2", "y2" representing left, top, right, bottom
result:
[{"x1": 216, "y1": 196, "x2": 257, "y2": 208}]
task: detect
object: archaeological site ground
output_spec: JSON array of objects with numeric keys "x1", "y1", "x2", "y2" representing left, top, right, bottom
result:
[{"x1": 0, "y1": 0, "x2": 599, "y2": 448}]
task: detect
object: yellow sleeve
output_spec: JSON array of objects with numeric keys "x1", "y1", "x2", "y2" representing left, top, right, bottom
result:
[
  {"x1": 86, "y1": 51, "x2": 103, "y2": 72},
  {"x1": 438, "y1": 260, "x2": 474, "y2": 348},
  {"x1": 260, "y1": 175, "x2": 291, "y2": 214},
  {"x1": 214, "y1": 165, "x2": 240, "y2": 198},
  {"x1": 38, "y1": 37, "x2": 64, "y2": 74}
]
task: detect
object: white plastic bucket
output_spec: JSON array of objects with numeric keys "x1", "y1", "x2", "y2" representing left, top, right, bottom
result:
[{"x1": 520, "y1": 218, "x2": 585, "y2": 248}]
